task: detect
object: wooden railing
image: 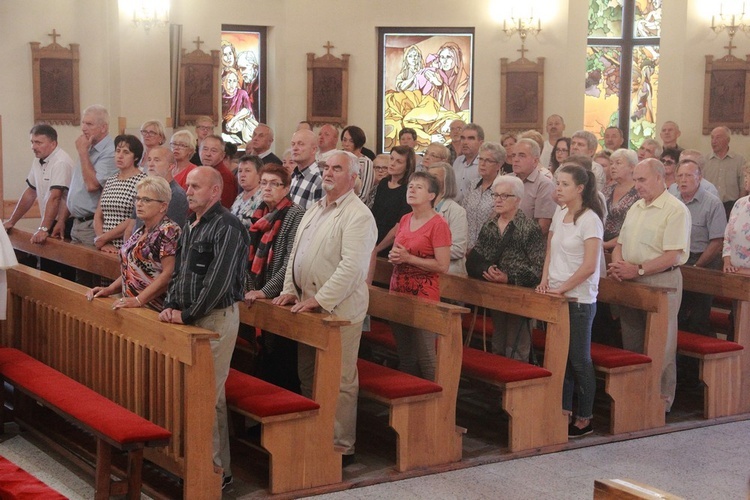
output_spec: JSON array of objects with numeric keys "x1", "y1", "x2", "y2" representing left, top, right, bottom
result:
[{"x1": 1, "y1": 265, "x2": 222, "y2": 498}]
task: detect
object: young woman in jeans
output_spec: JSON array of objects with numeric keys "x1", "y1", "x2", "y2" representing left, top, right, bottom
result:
[{"x1": 537, "y1": 163, "x2": 604, "y2": 437}]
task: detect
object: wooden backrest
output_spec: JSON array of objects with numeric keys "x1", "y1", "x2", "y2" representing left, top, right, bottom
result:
[
  {"x1": 367, "y1": 285, "x2": 468, "y2": 403},
  {"x1": 1, "y1": 265, "x2": 217, "y2": 493}
]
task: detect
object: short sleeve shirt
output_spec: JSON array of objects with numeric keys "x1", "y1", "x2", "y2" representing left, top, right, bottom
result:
[
  {"x1": 389, "y1": 213, "x2": 452, "y2": 301},
  {"x1": 26, "y1": 146, "x2": 74, "y2": 216}
]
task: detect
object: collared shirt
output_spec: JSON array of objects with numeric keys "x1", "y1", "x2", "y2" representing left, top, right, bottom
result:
[
  {"x1": 67, "y1": 135, "x2": 117, "y2": 218},
  {"x1": 290, "y1": 162, "x2": 324, "y2": 210},
  {"x1": 677, "y1": 186, "x2": 727, "y2": 254},
  {"x1": 293, "y1": 190, "x2": 353, "y2": 286},
  {"x1": 461, "y1": 178, "x2": 495, "y2": 249},
  {"x1": 668, "y1": 178, "x2": 720, "y2": 199},
  {"x1": 511, "y1": 168, "x2": 557, "y2": 221},
  {"x1": 164, "y1": 201, "x2": 250, "y2": 324},
  {"x1": 452, "y1": 154, "x2": 479, "y2": 204},
  {"x1": 704, "y1": 150, "x2": 746, "y2": 202},
  {"x1": 26, "y1": 146, "x2": 74, "y2": 216},
  {"x1": 723, "y1": 195, "x2": 750, "y2": 267},
  {"x1": 618, "y1": 189, "x2": 691, "y2": 265}
]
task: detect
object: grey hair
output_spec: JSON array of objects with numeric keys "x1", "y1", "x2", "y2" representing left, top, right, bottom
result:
[
  {"x1": 610, "y1": 148, "x2": 638, "y2": 166},
  {"x1": 428, "y1": 162, "x2": 459, "y2": 200},
  {"x1": 572, "y1": 130, "x2": 598, "y2": 152},
  {"x1": 492, "y1": 174, "x2": 524, "y2": 200},
  {"x1": 136, "y1": 176, "x2": 172, "y2": 204},
  {"x1": 679, "y1": 149, "x2": 706, "y2": 171},
  {"x1": 516, "y1": 138, "x2": 540, "y2": 158},
  {"x1": 83, "y1": 104, "x2": 109, "y2": 126},
  {"x1": 171, "y1": 130, "x2": 196, "y2": 154},
  {"x1": 479, "y1": 142, "x2": 507, "y2": 164},
  {"x1": 641, "y1": 138, "x2": 663, "y2": 157},
  {"x1": 639, "y1": 158, "x2": 665, "y2": 178},
  {"x1": 427, "y1": 142, "x2": 450, "y2": 161},
  {"x1": 328, "y1": 150, "x2": 360, "y2": 176}
]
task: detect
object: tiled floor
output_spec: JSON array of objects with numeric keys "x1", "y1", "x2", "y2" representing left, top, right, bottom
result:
[{"x1": 1, "y1": 420, "x2": 748, "y2": 499}]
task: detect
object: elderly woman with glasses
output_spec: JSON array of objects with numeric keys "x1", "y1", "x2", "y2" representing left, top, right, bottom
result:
[
  {"x1": 87, "y1": 177, "x2": 180, "y2": 311},
  {"x1": 462, "y1": 142, "x2": 505, "y2": 250},
  {"x1": 243, "y1": 163, "x2": 306, "y2": 390},
  {"x1": 170, "y1": 129, "x2": 198, "y2": 190},
  {"x1": 139, "y1": 120, "x2": 166, "y2": 169},
  {"x1": 466, "y1": 175, "x2": 545, "y2": 361}
]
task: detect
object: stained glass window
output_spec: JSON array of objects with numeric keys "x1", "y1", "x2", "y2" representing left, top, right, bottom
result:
[{"x1": 584, "y1": 0, "x2": 661, "y2": 149}]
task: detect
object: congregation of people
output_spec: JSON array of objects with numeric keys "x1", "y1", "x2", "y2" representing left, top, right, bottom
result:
[{"x1": 6, "y1": 105, "x2": 750, "y2": 482}]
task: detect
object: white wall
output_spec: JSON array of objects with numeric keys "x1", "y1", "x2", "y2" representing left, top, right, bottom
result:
[{"x1": 2, "y1": 0, "x2": 749, "y2": 200}]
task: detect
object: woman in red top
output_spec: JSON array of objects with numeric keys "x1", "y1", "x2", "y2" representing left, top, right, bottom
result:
[{"x1": 388, "y1": 172, "x2": 452, "y2": 380}]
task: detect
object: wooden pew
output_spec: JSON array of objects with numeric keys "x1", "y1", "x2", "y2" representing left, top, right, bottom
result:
[
  {"x1": 234, "y1": 300, "x2": 345, "y2": 493},
  {"x1": 596, "y1": 278, "x2": 670, "y2": 432},
  {"x1": 372, "y1": 258, "x2": 570, "y2": 452},
  {"x1": 680, "y1": 265, "x2": 750, "y2": 416},
  {"x1": 362, "y1": 286, "x2": 467, "y2": 470},
  {"x1": 1, "y1": 265, "x2": 221, "y2": 499},
  {"x1": 8, "y1": 224, "x2": 348, "y2": 495},
  {"x1": 594, "y1": 478, "x2": 684, "y2": 499}
]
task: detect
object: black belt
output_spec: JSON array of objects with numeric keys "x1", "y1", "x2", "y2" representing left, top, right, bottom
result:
[{"x1": 74, "y1": 214, "x2": 94, "y2": 223}]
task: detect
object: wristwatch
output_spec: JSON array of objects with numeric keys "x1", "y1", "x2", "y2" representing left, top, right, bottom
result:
[
  {"x1": 637, "y1": 264, "x2": 645, "y2": 276},
  {"x1": 37, "y1": 226, "x2": 48, "y2": 233}
]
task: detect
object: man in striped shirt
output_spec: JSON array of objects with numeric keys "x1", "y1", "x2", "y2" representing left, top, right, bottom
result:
[{"x1": 159, "y1": 166, "x2": 250, "y2": 489}]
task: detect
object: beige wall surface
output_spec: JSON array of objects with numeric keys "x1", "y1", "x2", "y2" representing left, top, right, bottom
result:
[{"x1": 1, "y1": 0, "x2": 749, "y2": 199}]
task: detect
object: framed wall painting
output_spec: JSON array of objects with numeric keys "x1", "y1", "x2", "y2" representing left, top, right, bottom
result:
[
  {"x1": 307, "y1": 43, "x2": 349, "y2": 127},
  {"x1": 377, "y1": 27, "x2": 474, "y2": 153},
  {"x1": 220, "y1": 25, "x2": 267, "y2": 146},
  {"x1": 178, "y1": 46, "x2": 220, "y2": 127},
  {"x1": 500, "y1": 57, "x2": 545, "y2": 134},
  {"x1": 30, "y1": 36, "x2": 80, "y2": 126},
  {"x1": 703, "y1": 54, "x2": 750, "y2": 135}
]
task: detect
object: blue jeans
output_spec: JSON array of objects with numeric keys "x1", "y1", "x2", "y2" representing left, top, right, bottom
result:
[{"x1": 563, "y1": 302, "x2": 597, "y2": 419}]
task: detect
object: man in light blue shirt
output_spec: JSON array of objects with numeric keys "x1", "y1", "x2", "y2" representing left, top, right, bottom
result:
[{"x1": 64, "y1": 104, "x2": 116, "y2": 246}]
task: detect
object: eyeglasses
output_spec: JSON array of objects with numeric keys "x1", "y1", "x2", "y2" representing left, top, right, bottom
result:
[
  {"x1": 478, "y1": 157, "x2": 499, "y2": 164},
  {"x1": 134, "y1": 196, "x2": 165, "y2": 204},
  {"x1": 170, "y1": 142, "x2": 190, "y2": 149},
  {"x1": 424, "y1": 152, "x2": 446, "y2": 160},
  {"x1": 196, "y1": 125, "x2": 213, "y2": 131},
  {"x1": 555, "y1": 148, "x2": 569, "y2": 154},
  {"x1": 374, "y1": 166, "x2": 389, "y2": 171},
  {"x1": 662, "y1": 159, "x2": 676, "y2": 166},
  {"x1": 259, "y1": 180, "x2": 284, "y2": 188},
  {"x1": 140, "y1": 130, "x2": 160, "y2": 137},
  {"x1": 490, "y1": 193, "x2": 516, "y2": 200}
]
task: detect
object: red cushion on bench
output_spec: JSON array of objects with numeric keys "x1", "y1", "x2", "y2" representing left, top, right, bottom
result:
[
  {"x1": 225, "y1": 368, "x2": 319, "y2": 418},
  {"x1": 531, "y1": 329, "x2": 651, "y2": 369},
  {"x1": 462, "y1": 347, "x2": 551, "y2": 382},
  {"x1": 709, "y1": 310, "x2": 732, "y2": 331},
  {"x1": 357, "y1": 359, "x2": 442, "y2": 399},
  {"x1": 678, "y1": 330, "x2": 744, "y2": 355},
  {"x1": 0, "y1": 456, "x2": 66, "y2": 500},
  {"x1": 461, "y1": 313, "x2": 494, "y2": 335},
  {"x1": 363, "y1": 319, "x2": 397, "y2": 350},
  {"x1": 0, "y1": 348, "x2": 171, "y2": 446}
]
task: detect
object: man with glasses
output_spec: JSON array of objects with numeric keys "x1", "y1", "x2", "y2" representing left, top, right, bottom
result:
[
  {"x1": 510, "y1": 138, "x2": 556, "y2": 236},
  {"x1": 462, "y1": 142, "x2": 505, "y2": 249},
  {"x1": 191, "y1": 116, "x2": 215, "y2": 165},
  {"x1": 672, "y1": 157, "x2": 726, "y2": 336}
]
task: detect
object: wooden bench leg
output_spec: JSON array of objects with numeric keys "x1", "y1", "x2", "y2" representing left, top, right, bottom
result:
[
  {"x1": 502, "y1": 385, "x2": 567, "y2": 452},
  {"x1": 126, "y1": 448, "x2": 144, "y2": 500},
  {"x1": 604, "y1": 369, "x2": 664, "y2": 434},
  {"x1": 261, "y1": 419, "x2": 340, "y2": 494},
  {"x1": 95, "y1": 438, "x2": 112, "y2": 500},
  {"x1": 389, "y1": 398, "x2": 462, "y2": 472},
  {"x1": 700, "y1": 356, "x2": 741, "y2": 418}
]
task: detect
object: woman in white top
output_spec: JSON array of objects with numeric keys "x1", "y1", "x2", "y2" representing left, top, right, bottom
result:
[
  {"x1": 424, "y1": 161, "x2": 467, "y2": 275},
  {"x1": 537, "y1": 163, "x2": 604, "y2": 438}
]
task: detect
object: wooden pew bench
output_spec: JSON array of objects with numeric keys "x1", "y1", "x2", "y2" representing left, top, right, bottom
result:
[
  {"x1": 680, "y1": 265, "x2": 750, "y2": 417},
  {"x1": 676, "y1": 330, "x2": 743, "y2": 418},
  {"x1": 0, "y1": 347, "x2": 171, "y2": 500},
  {"x1": 361, "y1": 286, "x2": 466, "y2": 471},
  {"x1": 371, "y1": 259, "x2": 570, "y2": 452},
  {"x1": 236, "y1": 300, "x2": 346, "y2": 493}
]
